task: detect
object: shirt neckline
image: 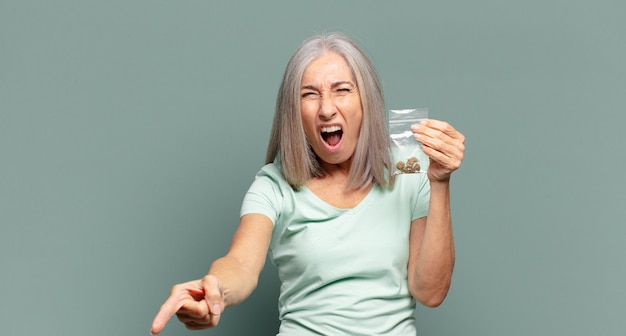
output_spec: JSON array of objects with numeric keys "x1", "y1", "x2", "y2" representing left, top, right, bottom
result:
[{"x1": 300, "y1": 183, "x2": 379, "y2": 214}]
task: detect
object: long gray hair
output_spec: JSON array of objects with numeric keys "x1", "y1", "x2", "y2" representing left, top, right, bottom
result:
[{"x1": 266, "y1": 32, "x2": 393, "y2": 190}]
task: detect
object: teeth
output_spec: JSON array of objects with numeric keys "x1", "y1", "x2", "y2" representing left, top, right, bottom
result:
[{"x1": 321, "y1": 125, "x2": 342, "y2": 133}]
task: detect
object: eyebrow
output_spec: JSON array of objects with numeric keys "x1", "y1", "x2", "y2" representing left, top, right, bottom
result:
[{"x1": 300, "y1": 81, "x2": 355, "y2": 90}]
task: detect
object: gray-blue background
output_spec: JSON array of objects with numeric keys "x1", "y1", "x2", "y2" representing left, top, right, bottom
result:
[{"x1": 1, "y1": 1, "x2": 624, "y2": 335}]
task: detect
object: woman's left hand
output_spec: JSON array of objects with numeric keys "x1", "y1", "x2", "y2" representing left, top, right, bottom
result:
[{"x1": 411, "y1": 119, "x2": 465, "y2": 183}]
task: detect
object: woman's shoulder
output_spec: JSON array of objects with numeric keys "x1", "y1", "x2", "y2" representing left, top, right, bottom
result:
[
  {"x1": 255, "y1": 161, "x2": 283, "y2": 180},
  {"x1": 249, "y1": 161, "x2": 292, "y2": 192}
]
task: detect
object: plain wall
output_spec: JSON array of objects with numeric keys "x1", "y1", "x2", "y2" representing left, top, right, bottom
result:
[{"x1": 1, "y1": 1, "x2": 625, "y2": 335}]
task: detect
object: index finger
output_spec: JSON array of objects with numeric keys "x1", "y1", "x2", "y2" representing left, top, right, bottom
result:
[
  {"x1": 150, "y1": 282, "x2": 204, "y2": 335},
  {"x1": 420, "y1": 119, "x2": 464, "y2": 140}
]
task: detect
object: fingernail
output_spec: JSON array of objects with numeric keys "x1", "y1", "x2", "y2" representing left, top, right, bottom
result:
[{"x1": 211, "y1": 304, "x2": 221, "y2": 314}]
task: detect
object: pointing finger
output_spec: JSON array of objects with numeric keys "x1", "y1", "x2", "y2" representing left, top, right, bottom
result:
[{"x1": 150, "y1": 281, "x2": 204, "y2": 335}]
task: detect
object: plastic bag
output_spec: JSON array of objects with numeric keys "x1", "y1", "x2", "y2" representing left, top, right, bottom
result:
[{"x1": 389, "y1": 108, "x2": 429, "y2": 175}]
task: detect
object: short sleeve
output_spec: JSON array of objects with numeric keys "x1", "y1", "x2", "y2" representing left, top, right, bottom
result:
[
  {"x1": 240, "y1": 163, "x2": 286, "y2": 225},
  {"x1": 411, "y1": 173, "x2": 430, "y2": 221}
]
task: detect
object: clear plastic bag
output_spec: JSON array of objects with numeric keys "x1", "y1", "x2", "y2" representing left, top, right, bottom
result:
[{"x1": 389, "y1": 108, "x2": 429, "y2": 175}]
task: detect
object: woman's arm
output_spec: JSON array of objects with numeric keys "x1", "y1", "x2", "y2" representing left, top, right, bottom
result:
[
  {"x1": 407, "y1": 181, "x2": 454, "y2": 307},
  {"x1": 208, "y1": 213, "x2": 274, "y2": 307},
  {"x1": 150, "y1": 213, "x2": 273, "y2": 334},
  {"x1": 407, "y1": 119, "x2": 464, "y2": 307}
]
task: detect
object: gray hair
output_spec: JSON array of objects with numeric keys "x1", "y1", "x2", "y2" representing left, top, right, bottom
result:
[{"x1": 265, "y1": 32, "x2": 393, "y2": 190}]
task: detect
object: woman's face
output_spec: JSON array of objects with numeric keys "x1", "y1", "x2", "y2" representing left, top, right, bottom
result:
[{"x1": 300, "y1": 52, "x2": 363, "y2": 167}]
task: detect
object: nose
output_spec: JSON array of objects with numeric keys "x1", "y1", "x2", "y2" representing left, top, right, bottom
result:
[{"x1": 318, "y1": 94, "x2": 337, "y2": 121}]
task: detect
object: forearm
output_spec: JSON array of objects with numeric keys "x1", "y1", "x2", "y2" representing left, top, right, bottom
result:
[
  {"x1": 410, "y1": 180, "x2": 455, "y2": 307},
  {"x1": 207, "y1": 255, "x2": 260, "y2": 308},
  {"x1": 205, "y1": 214, "x2": 272, "y2": 308}
]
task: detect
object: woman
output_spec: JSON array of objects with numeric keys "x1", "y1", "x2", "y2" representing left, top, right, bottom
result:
[{"x1": 151, "y1": 32, "x2": 465, "y2": 335}]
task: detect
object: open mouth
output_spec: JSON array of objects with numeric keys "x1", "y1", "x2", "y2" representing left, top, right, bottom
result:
[{"x1": 321, "y1": 125, "x2": 343, "y2": 147}]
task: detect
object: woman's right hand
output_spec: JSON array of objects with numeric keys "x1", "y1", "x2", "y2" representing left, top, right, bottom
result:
[{"x1": 150, "y1": 275, "x2": 225, "y2": 334}]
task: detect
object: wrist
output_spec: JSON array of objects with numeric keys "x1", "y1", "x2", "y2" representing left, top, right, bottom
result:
[{"x1": 429, "y1": 179, "x2": 451, "y2": 190}]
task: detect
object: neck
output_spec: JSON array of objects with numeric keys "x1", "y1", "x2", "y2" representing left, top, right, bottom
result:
[{"x1": 318, "y1": 159, "x2": 352, "y2": 179}]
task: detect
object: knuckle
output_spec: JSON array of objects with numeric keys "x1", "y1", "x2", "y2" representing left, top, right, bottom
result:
[
  {"x1": 436, "y1": 139, "x2": 446, "y2": 149},
  {"x1": 202, "y1": 274, "x2": 220, "y2": 287},
  {"x1": 170, "y1": 283, "x2": 185, "y2": 295},
  {"x1": 203, "y1": 276, "x2": 223, "y2": 294},
  {"x1": 201, "y1": 274, "x2": 212, "y2": 282}
]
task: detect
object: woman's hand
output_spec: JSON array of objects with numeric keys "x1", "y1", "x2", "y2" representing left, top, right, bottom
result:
[
  {"x1": 150, "y1": 275, "x2": 225, "y2": 334},
  {"x1": 411, "y1": 119, "x2": 465, "y2": 182}
]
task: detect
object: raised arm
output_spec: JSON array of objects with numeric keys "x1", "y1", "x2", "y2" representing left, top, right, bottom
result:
[
  {"x1": 150, "y1": 214, "x2": 273, "y2": 334},
  {"x1": 407, "y1": 119, "x2": 465, "y2": 307}
]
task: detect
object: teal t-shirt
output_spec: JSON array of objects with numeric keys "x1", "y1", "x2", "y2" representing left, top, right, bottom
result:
[{"x1": 241, "y1": 162, "x2": 430, "y2": 335}]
